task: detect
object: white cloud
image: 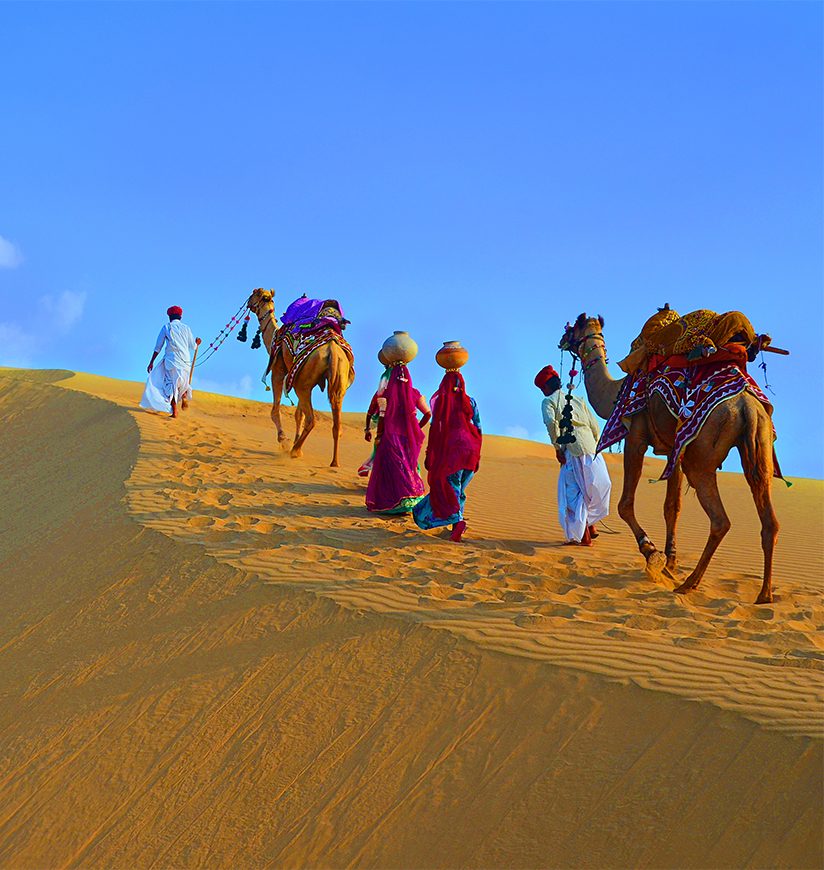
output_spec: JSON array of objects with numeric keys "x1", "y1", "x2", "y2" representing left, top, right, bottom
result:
[
  {"x1": 41, "y1": 290, "x2": 87, "y2": 333},
  {"x1": 0, "y1": 236, "x2": 23, "y2": 269},
  {"x1": 239, "y1": 374, "x2": 253, "y2": 397},
  {"x1": 504, "y1": 425, "x2": 530, "y2": 440}
]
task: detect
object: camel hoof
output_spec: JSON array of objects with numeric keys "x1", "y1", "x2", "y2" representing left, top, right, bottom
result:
[
  {"x1": 644, "y1": 550, "x2": 668, "y2": 582},
  {"x1": 754, "y1": 593, "x2": 773, "y2": 605},
  {"x1": 673, "y1": 581, "x2": 696, "y2": 595},
  {"x1": 330, "y1": 461, "x2": 339, "y2": 468},
  {"x1": 290, "y1": 449, "x2": 303, "y2": 459}
]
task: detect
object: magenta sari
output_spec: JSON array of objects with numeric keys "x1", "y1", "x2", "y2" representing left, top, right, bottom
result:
[{"x1": 365, "y1": 366, "x2": 426, "y2": 513}]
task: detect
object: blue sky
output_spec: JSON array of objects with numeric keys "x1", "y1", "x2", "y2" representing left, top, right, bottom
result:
[{"x1": 1, "y1": 1, "x2": 821, "y2": 477}]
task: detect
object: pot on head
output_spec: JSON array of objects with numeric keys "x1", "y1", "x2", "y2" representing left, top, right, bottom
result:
[
  {"x1": 436, "y1": 340, "x2": 469, "y2": 370},
  {"x1": 381, "y1": 331, "x2": 418, "y2": 366}
]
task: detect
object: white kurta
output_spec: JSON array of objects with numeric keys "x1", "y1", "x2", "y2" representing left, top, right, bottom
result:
[
  {"x1": 542, "y1": 391, "x2": 612, "y2": 542},
  {"x1": 140, "y1": 321, "x2": 197, "y2": 413}
]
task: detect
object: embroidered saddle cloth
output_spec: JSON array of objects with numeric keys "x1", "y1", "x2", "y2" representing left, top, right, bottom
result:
[
  {"x1": 270, "y1": 296, "x2": 354, "y2": 392},
  {"x1": 598, "y1": 347, "x2": 781, "y2": 480},
  {"x1": 277, "y1": 326, "x2": 354, "y2": 394}
]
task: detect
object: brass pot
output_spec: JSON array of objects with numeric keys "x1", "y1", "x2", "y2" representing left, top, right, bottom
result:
[
  {"x1": 435, "y1": 340, "x2": 469, "y2": 370},
  {"x1": 381, "y1": 331, "x2": 418, "y2": 366}
]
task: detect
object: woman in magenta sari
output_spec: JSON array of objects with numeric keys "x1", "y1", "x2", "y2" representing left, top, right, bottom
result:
[
  {"x1": 413, "y1": 371, "x2": 482, "y2": 541},
  {"x1": 365, "y1": 365, "x2": 431, "y2": 514}
]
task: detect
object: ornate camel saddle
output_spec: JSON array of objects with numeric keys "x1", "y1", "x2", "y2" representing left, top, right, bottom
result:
[
  {"x1": 600, "y1": 307, "x2": 782, "y2": 480},
  {"x1": 618, "y1": 306, "x2": 758, "y2": 374},
  {"x1": 271, "y1": 296, "x2": 354, "y2": 393}
]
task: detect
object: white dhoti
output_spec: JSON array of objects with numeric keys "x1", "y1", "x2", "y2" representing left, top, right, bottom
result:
[
  {"x1": 557, "y1": 453, "x2": 611, "y2": 542},
  {"x1": 140, "y1": 361, "x2": 192, "y2": 413}
]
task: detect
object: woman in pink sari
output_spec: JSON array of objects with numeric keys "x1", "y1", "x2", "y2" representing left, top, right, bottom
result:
[{"x1": 365, "y1": 364, "x2": 431, "y2": 514}]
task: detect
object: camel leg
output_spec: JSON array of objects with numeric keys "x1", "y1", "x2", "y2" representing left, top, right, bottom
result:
[
  {"x1": 270, "y1": 357, "x2": 288, "y2": 447},
  {"x1": 674, "y1": 467, "x2": 730, "y2": 595},
  {"x1": 748, "y1": 478, "x2": 779, "y2": 604},
  {"x1": 739, "y1": 413, "x2": 779, "y2": 605},
  {"x1": 330, "y1": 398, "x2": 342, "y2": 468},
  {"x1": 663, "y1": 463, "x2": 683, "y2": 576},
  {"x1": 326, "y1": 347, "x2": 348, "y2": 468},
  {"x1": 291, "y1": 387, "x2": 315, "y2": 459},
  {"x1": 618, "y1": 429, "x2": 666, "y2": 578}
]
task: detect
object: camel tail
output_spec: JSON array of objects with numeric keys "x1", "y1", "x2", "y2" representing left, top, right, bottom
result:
[{"x1": 326, "y1": 343, "x2": 349, "y2": 404}]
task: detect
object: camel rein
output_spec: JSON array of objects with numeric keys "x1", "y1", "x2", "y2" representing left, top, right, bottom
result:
[{"x1": 195, "y1": 299, "x2": 250, "y2": 368}]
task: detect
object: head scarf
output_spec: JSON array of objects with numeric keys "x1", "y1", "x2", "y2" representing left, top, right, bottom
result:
[
  {"x1": 365, "y1": 365, "x2": 426, "y2": 511},
  {"x1": 425, "y1": 371, "x2": 482, "y2": 519},
  {"x1": 167, "y1": 305, "x2": 183, "y2": 318}
]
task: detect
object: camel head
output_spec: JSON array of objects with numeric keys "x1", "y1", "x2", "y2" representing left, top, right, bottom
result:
[
  {"x1": 247, "y1": 288, "x2": 275, "y2": 319},
  {"x1": 559, "y1": 312, "x2": 605, "y2": 358}
]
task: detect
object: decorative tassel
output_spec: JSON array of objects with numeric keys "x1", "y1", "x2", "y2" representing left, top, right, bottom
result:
[
  {"x1": 557, "y1": 358, "x2": 578, "y2": 446},
  {"x1": 251, "y1": 327, "x2": 262, "y2": 349},
  {"x1": 237, "y1": 316, "x2": 250, "y2": 342}
]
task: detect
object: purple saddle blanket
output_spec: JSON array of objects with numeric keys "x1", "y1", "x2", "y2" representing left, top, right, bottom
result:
[{"x1": 281, "y1": 296, "x2": 346, "y2": 330}]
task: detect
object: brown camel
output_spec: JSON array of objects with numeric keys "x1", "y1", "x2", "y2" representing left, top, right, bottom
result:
[
  {"x1": 247, "y1": 289, "x2": 355, "y2": 467},
  {"x1": 561, "y1": 313, "x2": 779, "y2": 604}
]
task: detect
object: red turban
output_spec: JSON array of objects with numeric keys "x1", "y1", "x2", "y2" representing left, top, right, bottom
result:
[
  {"x1": 167, "y1": 305, "x2": 183, "y2": 318},
  {"x1": 534, "y1": 364, "x2": 559, "y2": 390}
]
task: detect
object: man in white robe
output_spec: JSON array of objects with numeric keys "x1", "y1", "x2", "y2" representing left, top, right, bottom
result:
[
  {"x1": 535, "y1": 365, "x2": 611, "y2": 546},
  {"x1": 141, "y1": 306, "x2": 199, "y2": 418}
]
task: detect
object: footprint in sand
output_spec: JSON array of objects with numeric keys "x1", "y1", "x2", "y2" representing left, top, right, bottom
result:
[
  {"x1": 187, "y1": 516, "x2": 215, "y2": 528},
  {"x1": 514, "y1": 612, "x2": 547, "y2": 628},
  {"x1": 502, "y1": 590, "x2": 528, "y2": 603}
]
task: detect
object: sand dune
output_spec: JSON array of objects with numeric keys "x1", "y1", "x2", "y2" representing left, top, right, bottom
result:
[{"x1": 0, "y1": 368, "x2": 821, "y2": 868}]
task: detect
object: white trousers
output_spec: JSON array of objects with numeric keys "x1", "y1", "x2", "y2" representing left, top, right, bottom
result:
[
  {"x1": 140, "y1": 361, "x2": 192, "y2": 413},
  {"x1": 557, "y1": 453, "x2": 611, "y2": 542}
]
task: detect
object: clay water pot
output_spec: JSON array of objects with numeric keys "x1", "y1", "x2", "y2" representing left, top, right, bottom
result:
[
  {"x1": 378, "y1": 348, "x2": 390, "y2": 367},
  {"x1": 436, "y1": 340, "x2": 469, "y2": 370},
  {"x1": 381, "y1": 331, "x2": 418, "y2": 366}
]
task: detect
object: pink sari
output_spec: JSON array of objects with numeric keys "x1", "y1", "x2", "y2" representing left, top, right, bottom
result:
[{"x1": 366, "y1": 366, "x2": 425, "y2": 513}]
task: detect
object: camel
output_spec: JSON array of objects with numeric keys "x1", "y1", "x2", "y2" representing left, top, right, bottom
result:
[
  {"x1": 247, "y1": 289, "x2": 355, "y2": 467},
  {"x1": 561, "y1": 313, "x2": 779, "y2": 604}
]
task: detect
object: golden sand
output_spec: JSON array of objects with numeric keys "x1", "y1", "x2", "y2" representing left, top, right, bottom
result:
[{"x1": 0, "y1": 368, "x2": 821, "y2": 868}]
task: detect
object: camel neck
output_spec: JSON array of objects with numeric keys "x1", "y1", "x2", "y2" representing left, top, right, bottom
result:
[
  {"x1": 579, "y1": 335, "x2": 625, "y2": 420},
  {"x1": 255, "y1": 305, "x2": 278, "y2": 353}
]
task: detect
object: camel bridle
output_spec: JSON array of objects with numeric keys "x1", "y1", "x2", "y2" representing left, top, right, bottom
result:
[{"x1": 564, "y1": 326, "x2": 608, "y2": 372}]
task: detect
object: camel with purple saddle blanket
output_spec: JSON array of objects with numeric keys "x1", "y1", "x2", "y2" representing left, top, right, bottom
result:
[
  {"x1": 247, "y1": 289, "x2": 355, "y2": 467},
  {"x1": 560, "y1": 309, "x2": 787, "y2": 604}
]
